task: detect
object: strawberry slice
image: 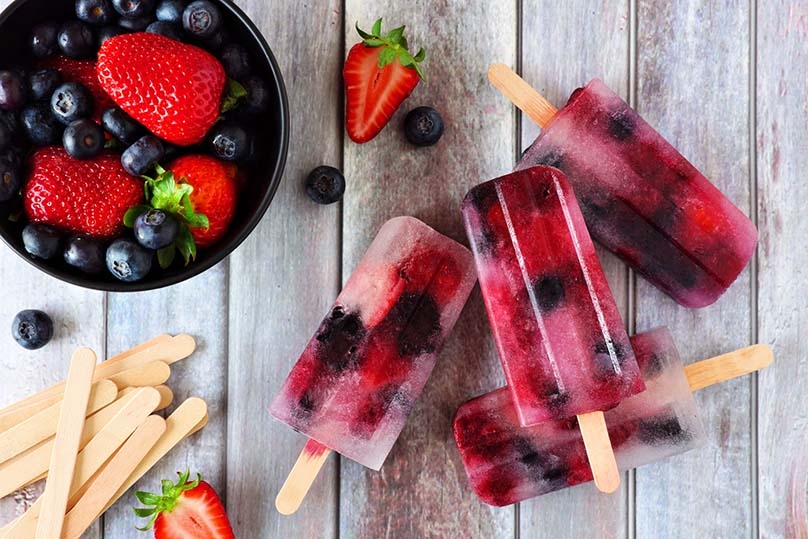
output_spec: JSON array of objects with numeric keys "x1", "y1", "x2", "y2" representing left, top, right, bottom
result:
[
  {"x1": 343, "y1": 18, "x2": 425, "y2": 143},
  {"x1": 134, "y1": 471, "x2": 235, "y2": 539}
]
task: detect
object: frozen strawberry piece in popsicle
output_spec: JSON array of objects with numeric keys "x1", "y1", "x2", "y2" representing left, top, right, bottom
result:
[
  {"x1": 517, "y1": 79, "x2": 757, "y2": 308},
  {"x1": 461, "y1": 166, "x2": 644, "y2": 426},
  {"x1": 454, "y1": 327, "x2": 706, "y2": 506},
  {"x1": 270, "y1": 216, "x2": 477, "y2": 471}
]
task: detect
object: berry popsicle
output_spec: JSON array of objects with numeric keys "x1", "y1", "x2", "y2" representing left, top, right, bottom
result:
[
  {"x1": 453, "y1": 329, "x2": 772, "y2": 506},
  {"x1": 488, "y1": 64, "x2": 758, "y2": 308},
  {"x1": 461, "y1": 165, "x2": 645, "y2": 492},
  {"x1": 271, "y1": 216, "x2": 477, "y2": 514}
]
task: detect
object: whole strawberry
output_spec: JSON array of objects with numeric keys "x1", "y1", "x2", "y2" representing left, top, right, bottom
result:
[
  {"x1": 134, "y1": 470, "x2": 235, "y2": 539},
  {"x1": 23, "y1": 147, "x2": 144, "y2": 239},
  {"x1": 97, "y1": 33, "x2": 226, "y2": 146}
]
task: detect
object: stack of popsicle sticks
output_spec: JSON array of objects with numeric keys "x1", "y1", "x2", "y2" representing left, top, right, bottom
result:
[{"x1": 0, "y1": 334, "x2": 209, "y2": 539}]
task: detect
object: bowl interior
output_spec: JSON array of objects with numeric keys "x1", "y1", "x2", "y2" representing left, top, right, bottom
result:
[{"x1": 0, "y1": 0, "x2": 288, "y2": 291}]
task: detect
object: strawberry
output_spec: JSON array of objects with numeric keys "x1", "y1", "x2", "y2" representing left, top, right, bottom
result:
[
  {"x1": 23, "y1": 147, "x2": 144, "y2": 239},
  {"x1": 134, "y1": 471, "x2": 235, "y2": 539},
  {"x1": 97, "y1": 33, "x2": 226, "y2": 146},
  {"x1": 39, "y1": 55, "x2": 115, "y2": 121},
  {"x1": 344, "y1": 18, "x2": 425, "y2": 143}
]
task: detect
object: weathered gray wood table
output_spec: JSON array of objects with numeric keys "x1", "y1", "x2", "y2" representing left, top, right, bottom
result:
[{"x1": 0, "y1": 0, "x2": 805, "y2": 537}]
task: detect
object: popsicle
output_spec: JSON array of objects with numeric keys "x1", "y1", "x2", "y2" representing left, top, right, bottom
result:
[
  {"x1": 453, "y1": 328, "x2": 773, "y2": 506},
  {"x1": 271, "y1": 216, "x2": 477, "y2": 514},
  {"x1": 488, "y1": 64, "x2": 758, "y2": 308}
]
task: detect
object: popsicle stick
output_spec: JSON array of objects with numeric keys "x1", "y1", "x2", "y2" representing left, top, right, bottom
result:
[
  {"x1": 685, "y1": 344, "x2": 774, "y2": 391},
  {"x1": 276, "y1": 439, "x2": 332, "y2": 515},
  {"x1": 119, "y1": 384, "x2": 174, "y2": 411},
  {"x1": 0, "y1": 389, "x2": 161, "y2": 537},
  {"x1": 62, "y1": 416, "x2": 166, "y2": 539},
  {"x1": 101, "y1": 397, "x2": 208, "y2": 514},
  {"x1": 0, "y1": 379, "x2": 117, "y2": 464},
  {"x1": 488, "y1": 63, "x2": 558, "y2": 128},
  {"x1": 0, "y1": 334, "x2": 171, "y2": 419},
  {"x1": 35, "y1": 348, "x2": 96, "y2": 539},
  {"x1": 577, "y1": 411, "x2": 620, "y2": 494},
  {"x1": 106, "y1": 361, "x2": 171, "y2": 390}
]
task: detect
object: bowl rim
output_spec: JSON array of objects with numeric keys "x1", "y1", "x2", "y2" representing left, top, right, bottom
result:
[{"x1": 0, "y1": 0, "x2": 290, "y2": 292}]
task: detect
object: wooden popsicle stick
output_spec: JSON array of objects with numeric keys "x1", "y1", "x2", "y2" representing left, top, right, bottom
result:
[
  {"x1": 488, "y1": 63, "x2": 559, "y2": 128},
  {"x1": 35, "y1": 348, "x2": 96, "y2": 539},
  {"x1": 0, "y1": 334, "x2": 192, "y2": 426},
  {"x1": 0, "y1": 389, "x2": 161, "y2": 537},
  {"x1": 0, "y1": 389, "x2": 146, "y2": 497},
  {"x1": 276, "y1": 439, "x2": 333, "y2": 515},
  {"x1": 685, "y1": 344, "x2": 774, "y2": 391},
  {"x1": 101, "y1": 397, "x2": 208, "y2": 514},
  {"x1": 0, "y1": 334, "x2": 172, "y2": 420},
  {"x1": 118, "y1": 384, "x2": 174, "y2": 411},
  {"x1": 61, "y1": 416, "x2": 166, "y2": 539},
  {"x1": 0, "y1": 379, "x2": 117, "y2": 465},
  {"x1": 577, "y1": 411, "x2": 620, "y2": 493},
  {"x1": 106, "y1": 361, "x2": 171, "y2": 390}
]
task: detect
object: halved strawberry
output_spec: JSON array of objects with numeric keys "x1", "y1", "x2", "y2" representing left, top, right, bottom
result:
[
  {"x1": 343, "y1": 18, "x2": 425, "y2": 143},
  {"x1": 134, "y1": 471, "x2": 235, "y2": 539}
]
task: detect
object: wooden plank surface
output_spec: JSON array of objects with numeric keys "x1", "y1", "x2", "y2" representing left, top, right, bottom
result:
[
  {"x1": 225, "y1": 1, "x2": 343, "y2": 538},
  {"x1": 339, "y1": 2, "x2": 516, "y2": 538},
  {"x1": 633, "y1": 2, "x2": 755, "y2": 538},
  {"x1": 519, "y1": 2, "x2": 632, "y2": 537},
  {"x1": 756, "y1": 2, "x2": 808, "y2": 538}
]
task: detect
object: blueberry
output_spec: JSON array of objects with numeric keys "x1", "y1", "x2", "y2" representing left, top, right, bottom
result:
[
  {"x1": 121, "y1": 135, "x2": 164, "y2": 176},
  {"x1": 21, "y1": 103, "x2": 63, "y2": 146},
  {"x1": 112, "y1": 0, "x2": 157, "y2": 18},
  {"x1": 196, "y1": 26, "x2": 230, "y2": 52},
  {"x1": 404, "y1": 106, "x2": 444, "y2": 147},
  {"x1": 134, "y1": 209, "x2": 179, "y2": 249},
  {"x1": 98, "y1": 25, "x2": 128, "y2": 45},
  {"x1": 64, "y1": 234, "x2": 106, "y2": 273},
  {"x1": 0, "y1": 114, "x2": 14, "y2": 151},
  {"x1": 28, "y1": 69, "x2": 62, "y2": 102},
  {"x1": 63, "y1": 119, "x2": 105, "y2": 160},
  {"x1": 636, "y1": 415, "x2": 689, "y2": 446},
  {"x1": 31, "y1": 21, "x2": 60, "y2": 58},
  {"x1": 22, "y1": 223, "x2": 62, "y2": 259},
  {"x1": 0, "y1": 110, "x2": 19, "y2": 138},
  {"x1": 11, "y1": 310, "x2": 54, "y2": 350},
  {"x1": 218, "y1": 43, "x2": 251, "y2": 81},
  {"x1": 58, "y1": 21, "x2": 96, "y2": 59},
  {"x1": 242, "y1": 76, "x2": 270, "y2": 115},
  {"x1": 156, "y1": 0, "x2": 187, "y2": 23},
  {"x1": 513, "y1": 437, "x2": 568, "y2": 485},
  {"x1": 106, "y1": 238, "x2": 153, "y2": 281},
  {"x1": 532, "y1": 274, "x2": 565, "y2": 312},
  {"x1": 608, "y1": 108, "x2": 636, "y2": 141},
  {"x1": 50, "y1": 82, "x2": 93, "y2": 125},
  {"x1": 305, "y1": 166, "x2": 345, "y2": 205},
  {"x1": 146, "y1": 20, "x2": 183, "y2": 40},
  {"x1": 117, "y1": 15, "x2": 152, "y2": 31},
  {"x1": 386, "y1": 292, "x2": 442, "y2": 357},
  {"x1": 592, "y1": 340, "x2": 627, "y2": 379},
  {"x1": 76, "y1": 0, "x2": 116, "y2": 25},
  {"x1": 101, "y1": 106, "x2": 143, "y2": 145},
  {"x1": 533, "y1": 148, "x2": 564, "y2": 170},
  {"x1": 207, "y1": 123, "x2": 250, "y2": 162},
  {"x1": 0, "y1": 159, "x2": 21, "y2": 202},
  {"x1": 182, "y1": 0, "x2": 221, "y2": 38},
  {"x1": 0, "y1": 71, "x2": 27, "y2": 112},
  {"x1": 314, "y1": 305, "x2": 366, "y2": 372}
]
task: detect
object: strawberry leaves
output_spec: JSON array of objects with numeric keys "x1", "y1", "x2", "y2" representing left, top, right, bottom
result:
[
  {"x1": 355, "y1": 18, "x2": 426, "y2": 80},
  {"x1": 123, "y1": 164, "x2": 210, "y2": 269},
  {"x1": 134, "y1": 470, "x2": 201, "y2": 531},
  {"x1": 220, "y1": 79, "x2": 248, "y2": 113}
]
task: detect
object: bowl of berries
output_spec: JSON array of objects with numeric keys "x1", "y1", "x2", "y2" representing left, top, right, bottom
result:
[{"x1": 0, "y1": 0, "x2": 288, "y2": 291}]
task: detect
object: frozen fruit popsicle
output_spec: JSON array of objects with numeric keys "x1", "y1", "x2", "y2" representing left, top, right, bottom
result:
[
  {"x1": 453, "y1": 329, "x2": 773, "y2": 506},
  {"x1": 271, "y1": 216, "x2": 476, "y2": 514},
  {"x1": 462, "y1": 165, "x2": 644, "y2": 492},
  {"x1": 488, "y1": 64, "x2": 758, "y2": 308}
]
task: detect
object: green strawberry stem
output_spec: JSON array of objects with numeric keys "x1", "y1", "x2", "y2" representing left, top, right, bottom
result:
[
  {"x1": 356, "y1": 18, "x2": 426, "y2": 80},
  {"x1": 221, "y1": 79, "x2": 248, "y2": 113},
  {"x1": 133, "y1": 470, "x2": 200, "y2": 531},
  {"x1": 123, "y1": 164, "x2": 210, "y2": 269}
]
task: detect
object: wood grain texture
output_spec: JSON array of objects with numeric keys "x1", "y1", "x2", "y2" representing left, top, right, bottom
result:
[
  {"x1": 340, "y1": 2, "x2": 516, "y2": 538},
  {"x1": 633, "y1": 2, "x2": 754, "y2": 538},
  {"x1": 519, "y1": 1, "x2": 631, "y2": 537},
  {"x1": 102, "y1": 270, "x2": 228, "y2": 539},
  {"x1": 756, "y1": 2, "x2": 808, "y2": 538},
  {"x1": 225, "y1": 1, "x2": 342, "y2": 537}
]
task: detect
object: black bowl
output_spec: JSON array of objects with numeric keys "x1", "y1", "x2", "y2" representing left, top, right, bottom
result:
[{"x1": 0, "y1": 0, "x2": 288, "y2": 291}]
